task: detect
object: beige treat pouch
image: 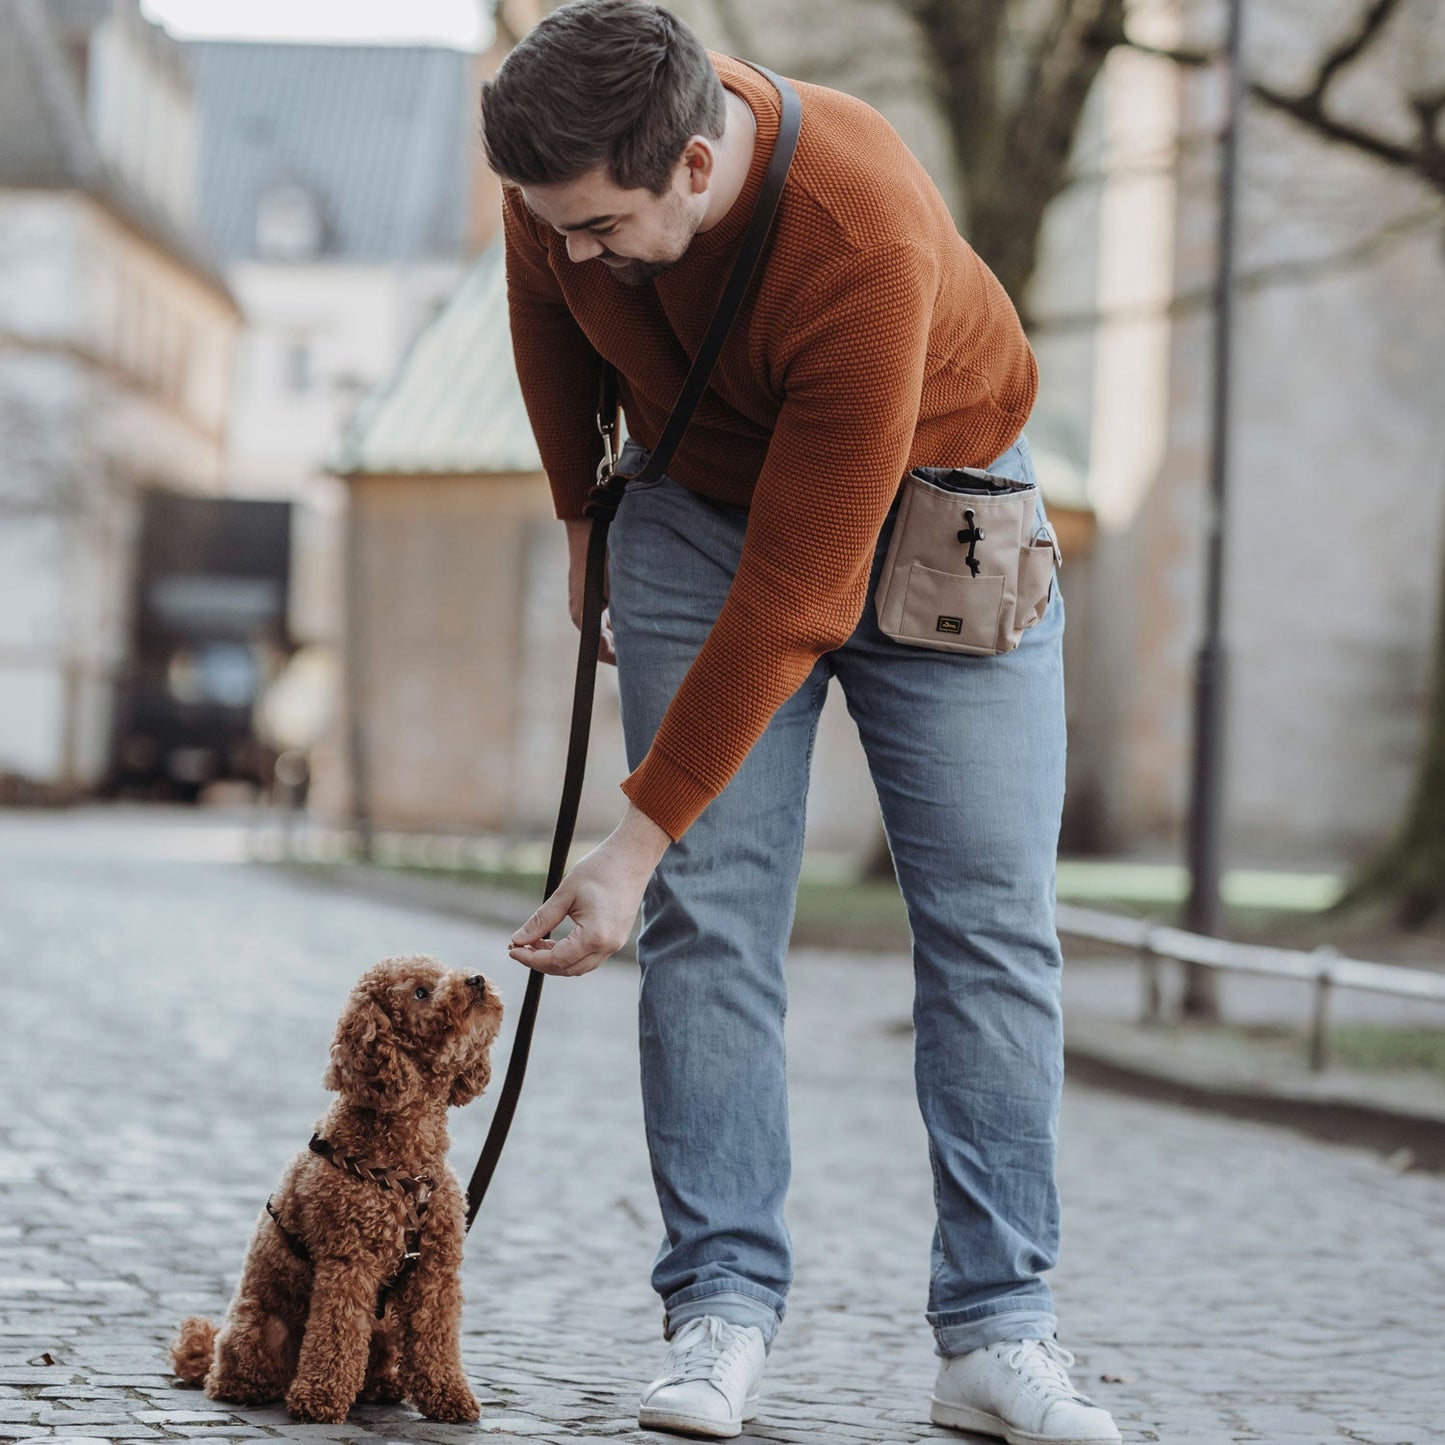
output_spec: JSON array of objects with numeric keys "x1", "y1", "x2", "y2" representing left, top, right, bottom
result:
[{"x1": 874, "y1": 465, "x2": 1063, "y2": 656}]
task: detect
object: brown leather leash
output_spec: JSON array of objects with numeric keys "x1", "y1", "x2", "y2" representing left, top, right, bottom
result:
[{"x1": 461, "y1": 62, "x2": 802, "y2": 1233}]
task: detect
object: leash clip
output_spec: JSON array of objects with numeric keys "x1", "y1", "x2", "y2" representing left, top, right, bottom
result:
[{"x1": 596, "y1": 408, "x2": 618, "y2": 475}]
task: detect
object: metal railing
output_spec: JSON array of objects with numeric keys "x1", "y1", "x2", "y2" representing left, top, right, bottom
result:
[{"x1": 1055, "y1": 902, "x2": 1445, "y2": 1072}]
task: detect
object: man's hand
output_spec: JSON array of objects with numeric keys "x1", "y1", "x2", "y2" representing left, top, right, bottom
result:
[
  {"x1": 508, "y1": 804, "x2": 672, "y2": 977},
  {"x1": 566, "y1": 517, "x2": 616, "y2": 666}
]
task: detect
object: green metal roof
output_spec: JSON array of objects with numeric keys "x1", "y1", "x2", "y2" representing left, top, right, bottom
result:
[{"x1": 334, "y1": 241, "x2": 543, "y2": 477}]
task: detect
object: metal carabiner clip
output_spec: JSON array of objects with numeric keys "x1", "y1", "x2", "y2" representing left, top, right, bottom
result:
[{"x1": 596, "y1": 409, "x2": 618, "y2": 476}]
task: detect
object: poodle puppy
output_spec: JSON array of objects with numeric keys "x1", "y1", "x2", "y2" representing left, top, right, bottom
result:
[{"x1": 170, "y1": 955, "x2": 504, "y2": 1424}]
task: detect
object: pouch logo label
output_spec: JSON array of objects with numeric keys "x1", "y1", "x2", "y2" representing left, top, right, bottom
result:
[{"x1": 936, "y1": 615, "x2": 963, "y2": 634}]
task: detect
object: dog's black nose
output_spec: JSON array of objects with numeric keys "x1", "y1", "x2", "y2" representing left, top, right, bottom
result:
[{"x1": 466, "y1": 974, "x2": 487, "y2": 996}]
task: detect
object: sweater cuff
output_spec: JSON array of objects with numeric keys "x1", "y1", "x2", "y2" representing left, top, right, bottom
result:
[
  {"x1": 619, "y1": 746, "x2": 717, "y2": 843},
  {"x1": 549, "y1": 470, "x2": 597, "y2": 522}
]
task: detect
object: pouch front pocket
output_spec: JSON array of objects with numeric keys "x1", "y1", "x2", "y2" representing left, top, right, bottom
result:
[
  {"x1": 898, "y1": 561, "x2": 1005, "y2": 653},
  {"x1": 1013, "y1": 539, "x2": 1056, "y2": 633}
]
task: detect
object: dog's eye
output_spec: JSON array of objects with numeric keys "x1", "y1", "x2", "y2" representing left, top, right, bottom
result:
[{"x1": 413, "y1": 986, "x2": 431, "y2": 1001}]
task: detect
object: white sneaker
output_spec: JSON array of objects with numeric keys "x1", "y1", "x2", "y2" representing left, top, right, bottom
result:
[
  {"x1": 637, "y1": 1315, "x2": 766, "y2": 1439},
  {"x1": 931, "y1": 1338, "x2": 1121, "y2": 1445}
]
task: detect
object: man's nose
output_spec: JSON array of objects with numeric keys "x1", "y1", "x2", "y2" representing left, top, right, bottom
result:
[{"x1": 564, "y1": 230, "x2": 603, "y2": 263}]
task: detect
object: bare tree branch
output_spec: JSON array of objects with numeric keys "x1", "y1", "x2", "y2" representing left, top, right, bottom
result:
[
  {"x1": 1029, "y1": 205, "x2": 1443, "y2": 335},
  {"x1": 1112, "y1": 0, "x2": 1445, "y2": 196},
  {"x1": 1310, "y1": 0, "x2": 1403, "y2": 104},
  {"x1": 1250, "y1": 78, "x2": 1434, "y2": 184},
  {"x1": 1112, "y1": 37, "x2": 1211, "y2": 67}
]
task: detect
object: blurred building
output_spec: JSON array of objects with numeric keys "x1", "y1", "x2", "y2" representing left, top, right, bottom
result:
[
  {"x1": 0, "y1": 0, "x2": 238, "y2": 796},
  {"x1": 185, "y1": 37, "x2": 502, "y2": 740}
]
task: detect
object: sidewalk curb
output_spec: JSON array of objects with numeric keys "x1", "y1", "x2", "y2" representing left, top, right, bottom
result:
[
  {"x1": 271, "y1": 858, "x2": 1445, "y2": 1173},
  {"x1": 1064, "y1": 1028, "x2": 1445, "y2": 1173}
]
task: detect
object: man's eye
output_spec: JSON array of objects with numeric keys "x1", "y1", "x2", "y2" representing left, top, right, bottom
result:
[
  {"x1": 592, "y1": 227, "x2": 619, "y2": 238},
  {"x1": 414, "y1": 986, "x2": 431, "y2": 1001}
]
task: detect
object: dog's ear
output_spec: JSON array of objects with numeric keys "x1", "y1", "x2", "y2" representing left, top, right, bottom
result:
[
  {"x1": 448, "y1": 1052, "x2": 492, "y2": 1108},
  {"x1": 324, "y1": 997, "x2": 423, "y2": 1108}
]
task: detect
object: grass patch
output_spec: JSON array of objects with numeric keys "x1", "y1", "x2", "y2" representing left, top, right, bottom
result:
[
  {"x1": 1330, "y1": 1024, "x2": 1445, "y2": 1076},
  {"x1": 1154, "y1": 1021, "x2": 1445, "y2": 1080},
  {"x1": 791, "y1": 877, "x2": 910, "y2": 951}
]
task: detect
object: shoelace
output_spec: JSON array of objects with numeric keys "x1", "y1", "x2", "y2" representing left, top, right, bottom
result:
[
  {"x1": 662, "y1": 1317, "x2": 746, "y2": 1387},
  {"x1": 1001, "y1": 1339, "x2": 1091, "y2": 1404}
]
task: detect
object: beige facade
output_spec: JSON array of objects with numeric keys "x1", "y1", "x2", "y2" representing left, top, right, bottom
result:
[{"x1": 332, "y1": 472, "x2": 631, "y2": 837}]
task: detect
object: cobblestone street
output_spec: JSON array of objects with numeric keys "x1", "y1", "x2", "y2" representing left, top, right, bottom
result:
[{"x1": 2, "y1": 809, "x2": 1442, "y2": 1445}]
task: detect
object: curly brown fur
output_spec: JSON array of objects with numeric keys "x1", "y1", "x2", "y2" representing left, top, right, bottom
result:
[{"x1": 168, "y1": 956, "x2": 503, "y2": 1424}]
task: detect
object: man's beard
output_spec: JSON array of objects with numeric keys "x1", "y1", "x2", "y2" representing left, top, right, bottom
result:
[
  {"x1": 600, "y1": 193, "x2": 698, "y2": 287},
  {"x1": 601, "y1": 255, "x2": 674, "y2": 287}
]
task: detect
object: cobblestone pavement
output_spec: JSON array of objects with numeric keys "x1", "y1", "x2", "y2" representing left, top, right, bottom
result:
[{"x1": 2, "y1": 809, "x2": 1443, "y2": 1445}]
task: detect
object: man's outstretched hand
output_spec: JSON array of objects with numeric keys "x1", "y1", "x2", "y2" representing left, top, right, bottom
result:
[{"x1": 508, "y1": 804, "x2": 672, "y2": 976}]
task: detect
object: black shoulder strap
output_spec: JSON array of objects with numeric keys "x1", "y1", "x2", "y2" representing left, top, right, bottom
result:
[{"x1": 464, "y1": 62, "x2": 800, "y2": 1233}]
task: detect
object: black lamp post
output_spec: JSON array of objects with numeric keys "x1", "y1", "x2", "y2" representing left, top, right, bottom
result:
[{"x1": 1182, "y1": 0, "x2": 1246, "y2": 1018}]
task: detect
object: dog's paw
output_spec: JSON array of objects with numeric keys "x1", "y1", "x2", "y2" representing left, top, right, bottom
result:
[
  {"x1": 359, "y1": 1376, "x2": 406, "y2": 1405},
  {"x1": 415, "y1": 1381, "x2": 480, "y2": 1423},
  {"x1": 285, "y1": 1381, "x2": 352, "y2": 1424}
]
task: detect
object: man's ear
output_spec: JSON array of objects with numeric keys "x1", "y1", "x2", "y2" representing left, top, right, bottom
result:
[{"x1": 681, "y1": 136, "x2": 715, "y2": 193}]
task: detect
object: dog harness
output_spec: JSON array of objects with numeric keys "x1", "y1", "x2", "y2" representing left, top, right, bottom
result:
[{"x1": 265, "y1": 1133, "x2": 436, "y2": 1319}]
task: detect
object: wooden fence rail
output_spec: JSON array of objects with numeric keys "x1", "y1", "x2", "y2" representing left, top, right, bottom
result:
[{"x1": 1054, "y1": 903, "x2": 1445, "y2": 1071}]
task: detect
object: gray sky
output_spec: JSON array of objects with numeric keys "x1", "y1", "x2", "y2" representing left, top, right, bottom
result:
[{"x1": 141, "y1": 0, "x2": 489, "y2": 48}]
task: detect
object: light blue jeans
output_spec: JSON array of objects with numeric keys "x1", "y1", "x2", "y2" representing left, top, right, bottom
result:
[{"x1": 606, "y1": 435, "x2": 1065, "y2": 1358}]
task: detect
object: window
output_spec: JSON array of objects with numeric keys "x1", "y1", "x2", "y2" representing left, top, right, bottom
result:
[
  {"x1": 255, "y1": 185, "x2": 325, "y2": 261},
  {"x1": 284, "y1": 339, "x2": 313, "y2": 395}
]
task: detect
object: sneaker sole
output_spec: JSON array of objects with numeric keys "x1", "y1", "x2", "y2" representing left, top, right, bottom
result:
[
  {"x1": 930, "y1": 1397, "x2": 1120, "y2": 1445},
  {"x1": 637, "y1": 1395, "x2": 759, "y2": 1439}
]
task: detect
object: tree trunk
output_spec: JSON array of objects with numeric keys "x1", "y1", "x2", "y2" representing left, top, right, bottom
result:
[
  {"x1": 908, "y1": 0, "x2": 1123, "y2": 312},
  {"x1": 1331, "y1": 524, "x2": 1445, "y2": 928}
]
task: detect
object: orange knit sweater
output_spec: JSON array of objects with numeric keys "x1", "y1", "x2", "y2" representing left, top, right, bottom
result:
[{"x1": 504, "y1": 54, "x2": 1037, "y2": 841}]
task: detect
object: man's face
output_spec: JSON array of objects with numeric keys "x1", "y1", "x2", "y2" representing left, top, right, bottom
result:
[{"x1": 520, "y1": 162, "x2": 704, "y2": 287}]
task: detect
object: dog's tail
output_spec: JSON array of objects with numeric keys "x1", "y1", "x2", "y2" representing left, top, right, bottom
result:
[{"x1": 169, "y1": 1316, "x2": 218, "y2": 1387}]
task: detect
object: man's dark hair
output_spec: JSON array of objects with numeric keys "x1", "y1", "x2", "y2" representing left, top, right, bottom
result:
[{"x1": 480, "y1": 0, "x2": 726, "y2": 195}]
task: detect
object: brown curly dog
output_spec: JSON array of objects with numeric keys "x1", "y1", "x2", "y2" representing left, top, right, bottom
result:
[{"x1": 169, "y1": 955, "x2": 504, "y2": 1424}]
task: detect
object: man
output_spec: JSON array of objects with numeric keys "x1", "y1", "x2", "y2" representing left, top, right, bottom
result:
[{"x1": 482, "y1": 4, "x2": 1120, "y2": 1442}]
